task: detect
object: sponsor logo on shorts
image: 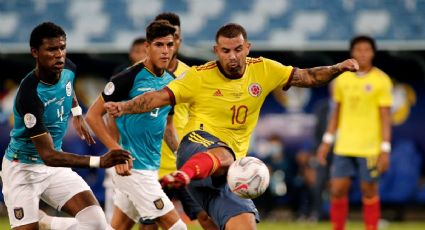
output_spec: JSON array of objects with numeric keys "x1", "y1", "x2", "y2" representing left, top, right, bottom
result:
[
  {"x1": 24, "y1": 113, "x2": 36, "y2": 128},
  {"x1": 153, "y1": 198, "x2": 164, "y2": 210},
  {"x1": 14, "y1": 207, "x2": 24, "y2": 220}
]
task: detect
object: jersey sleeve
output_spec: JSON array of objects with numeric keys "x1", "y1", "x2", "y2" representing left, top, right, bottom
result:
[
  {"x1": 15, "y1": 80, "x2": 48, "y2": 138},
  {"x1": 101, "y1": 65, "x2": 140, "y2": 102},
  {"x1": 263, "y1": 58, "x2": 295, "y2": 90},
  {"x1": 378, "y1": 75, "x2": 393, "y2": 107},
  {"x1": 165, "y1": 67, "x2": 201, "y2": 105}
]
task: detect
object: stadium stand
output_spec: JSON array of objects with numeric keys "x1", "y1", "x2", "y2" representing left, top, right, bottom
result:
[{"x1": 1, "y1": 0, "x2": 425, "y2": 51}]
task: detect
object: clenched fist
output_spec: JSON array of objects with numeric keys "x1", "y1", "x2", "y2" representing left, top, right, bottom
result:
[
  {"x1": 104, "y1": 102, "x2": 124, "y2": 118},
  {"x1": 336, "y1": 58, "x2": 359, "y2": 72},
  {"x1": 100, "y1": 149, "x2": 132, "y2": 168}
]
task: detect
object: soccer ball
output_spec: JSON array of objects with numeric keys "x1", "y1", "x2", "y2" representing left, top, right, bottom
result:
[{"x1": 227, "y1": 156, "x2": 270, "y2": 199}]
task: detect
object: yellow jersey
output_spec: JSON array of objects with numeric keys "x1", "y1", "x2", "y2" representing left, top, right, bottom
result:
[
  {"x1": 333, "y1": 67, "x2": 393, "y2": 157},
  {"x1": 166, "y1": 57, "x2": 294, "y2": 159},
  {"x1": 159, "y1": 60, "x2": 190, "y2": 177}
]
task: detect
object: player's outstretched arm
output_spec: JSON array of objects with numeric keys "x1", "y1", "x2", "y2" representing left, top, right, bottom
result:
[
  {"x1": 291, "y1": 59, "x2": 359, "y2": 88},
  {"x1": 32, "y1": 133, "x2": 132, "y2": 168},
  {"x1": 104, "y1": 88, "x2": 171, "y2": 117}
]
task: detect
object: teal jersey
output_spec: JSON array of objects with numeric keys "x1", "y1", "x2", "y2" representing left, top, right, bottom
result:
[
  {"x1": 5, "y1": 59, "x2": 76, "y2": 164},
  {"x1": 102, "y1": 62, "x2": 174, "y2": 170}
]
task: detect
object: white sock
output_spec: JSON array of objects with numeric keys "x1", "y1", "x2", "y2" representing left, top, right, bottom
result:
[
  {"x1": 51, "y1": 217, "x2": 78, "y2": 230},
  {"x1": 169, "y1": 219, "x2": 187, "y2": 230},
  {"x1": 38, "y1": 210, "x2": 77, "y2": 230},
  {"x1": 75, "y1": 205, "x2": 109, "y2": 230}
]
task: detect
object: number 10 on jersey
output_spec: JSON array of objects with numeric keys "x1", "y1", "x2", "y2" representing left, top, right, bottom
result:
[{"x1": 230, "y1": 105, "x2": 248, "y2": 124}]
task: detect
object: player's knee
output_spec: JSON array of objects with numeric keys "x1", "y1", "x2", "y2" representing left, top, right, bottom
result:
[
  {"x1": 168, "y1": 219, "x2": 187, "y2": 230},
  {"x1": 330, "y1": 187, "x2": 348, "y2": 198},
  {"x1": 209, "y1": 147, "x2": 234, "y2": 168},
  {"x1": 196, "y1": 210, "x2": 209, "y2": 222},
  {"x1": 75, "y1": 205, "x2": 108, "y2": 230}
]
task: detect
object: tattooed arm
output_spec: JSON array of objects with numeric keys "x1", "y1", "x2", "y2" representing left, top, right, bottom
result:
[
  {"x1": 104, "y1": 89, "x2": 172, "y2": 117},
  {"x1": 291, "y1": 59, "x2": 359, "y2": 88}
]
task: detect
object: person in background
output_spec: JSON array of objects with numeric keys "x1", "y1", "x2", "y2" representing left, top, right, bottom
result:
[
  {"x1": 317, "y1": 35, "x2": 393, "y2": 230},
  {"x1": 113, "y1": 37, "x2": 147, "y2": 75}
]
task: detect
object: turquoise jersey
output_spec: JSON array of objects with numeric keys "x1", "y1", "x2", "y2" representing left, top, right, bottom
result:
[
  {"x1": 5, "y1": 59, "x2": 76, "y2": 164},
  {"x1": 102, "y1": 63, "x2": 174, "y2": 170}
]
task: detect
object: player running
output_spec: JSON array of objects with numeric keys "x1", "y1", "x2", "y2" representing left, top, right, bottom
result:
[
  {"x1": 104, "y1": 23, "x2": 359, "y2": 230},
  {"x1": 85, "y1": 20, "x2": 186, "y2": 230},
  {"x1": 1, "y1": 22, "x2": 131, "y2": 230}
]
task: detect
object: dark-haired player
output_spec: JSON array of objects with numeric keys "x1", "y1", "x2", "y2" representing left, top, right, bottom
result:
[
  {"x1": 1, "y1": 22, "x2": 132, "y2": 230},
  {"x1": 86, "y1": 20, "x2": 186, "y2": 230},
  {"x1": 105, "y1": 23, "x2": 359, "y2": 229},
  {"x1": 317, "y1": 35, "x2": 392, "y2": 230}
]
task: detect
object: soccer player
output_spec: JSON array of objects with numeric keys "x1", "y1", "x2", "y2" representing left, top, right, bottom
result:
[
  {"x1": 153, "y1": 12, "x2": 217, "y2": 230},
  {"x1": 85, "y1": 20, "x2": 186, "y2": 230},
  {"x1": 316, "y1": 36, "x2": 392, "y2": 230},
  {"x1": 104, "y1": 23, "x2": 359, "y2": 230},
  {"x1": 1, "y1": 22, "x2": 132, "y2": 230},
  {"x1": 104, "y1": 36, "x2": 148, "y2": 223}
]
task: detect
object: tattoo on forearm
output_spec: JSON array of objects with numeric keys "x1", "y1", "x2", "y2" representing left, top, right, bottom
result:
[
  {"x1": 122, "y1": 95, "x2": 154, "y2": 114},
  {"x1": 292, "y1": 65, "x2": 341, "y2": 87}
]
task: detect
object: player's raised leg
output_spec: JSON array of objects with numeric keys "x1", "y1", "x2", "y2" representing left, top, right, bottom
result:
[{"x1": 161, "y1": 131, "x2": 259, "y2": 230}]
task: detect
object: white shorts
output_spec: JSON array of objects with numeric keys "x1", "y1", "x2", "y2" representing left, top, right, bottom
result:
[
  {"x1": 1, "y1": 158, "x2": 91, "y2": 228},
  {"x1": 112, "y1": 169, "x2": 174, "y2": 222}
]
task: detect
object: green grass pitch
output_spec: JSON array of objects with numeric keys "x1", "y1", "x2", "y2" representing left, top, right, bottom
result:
[{"x1": 0, "y1": 217, "x2": 424, "y2": 229}]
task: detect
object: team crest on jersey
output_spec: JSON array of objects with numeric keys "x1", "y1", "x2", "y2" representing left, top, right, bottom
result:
[
  {"x1": 66, "y1": 81, "x2": 72, "y2": 96},
  {"x1": 248, "y1": 83, "x2": 262, "y2": 97},
  {"x1": 14, "y1": 207, "x2": 24, "y2": 220},
  {"x1": 104, "y1": 82, "x2": 115, "y2": 95},
  {"x1": 24, "y1": 113, "x2": 37, "y2": 128},
  {"x1": 364, "y1": 84, "x2": 372, "y2": 92},
  {"x1": 153, "y1": 198, "x2": 164, "y2": 210}
]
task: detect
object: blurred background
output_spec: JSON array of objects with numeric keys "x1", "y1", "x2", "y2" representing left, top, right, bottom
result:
[{"x1": 1, "y1": 0, "x2": 425, "y2": 228}]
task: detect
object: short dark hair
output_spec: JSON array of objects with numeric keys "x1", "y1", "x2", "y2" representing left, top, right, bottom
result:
[
  {"x1": 350, "y1": 35, "x2": 376, "y2": 52},
  {"x1": 30, "y1": 22, "x2": 66, "y2": 49},
  {"x1": 146, "y1": 20, "x2": 176, "y2": 43},
  {"x1": 154, "y1": 12, "x2": 181, "y2": 27},
  {"x1": 215, "y1": 23, "x2": 247, "y2": 43},
  {"x1": 131, "y1": 37, "x2": 146, "y2": 47}
]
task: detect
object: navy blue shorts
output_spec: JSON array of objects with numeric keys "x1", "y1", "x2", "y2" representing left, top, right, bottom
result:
[
  {"x1": 163, "y1": 186, "x2": 203, "y2": 220},
  {"x1": 331, "y1": 154, "x2": 379, "y2": 182},
  {"x1": 177, "y1": 130, "x2": 260, "y2": 230}
]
